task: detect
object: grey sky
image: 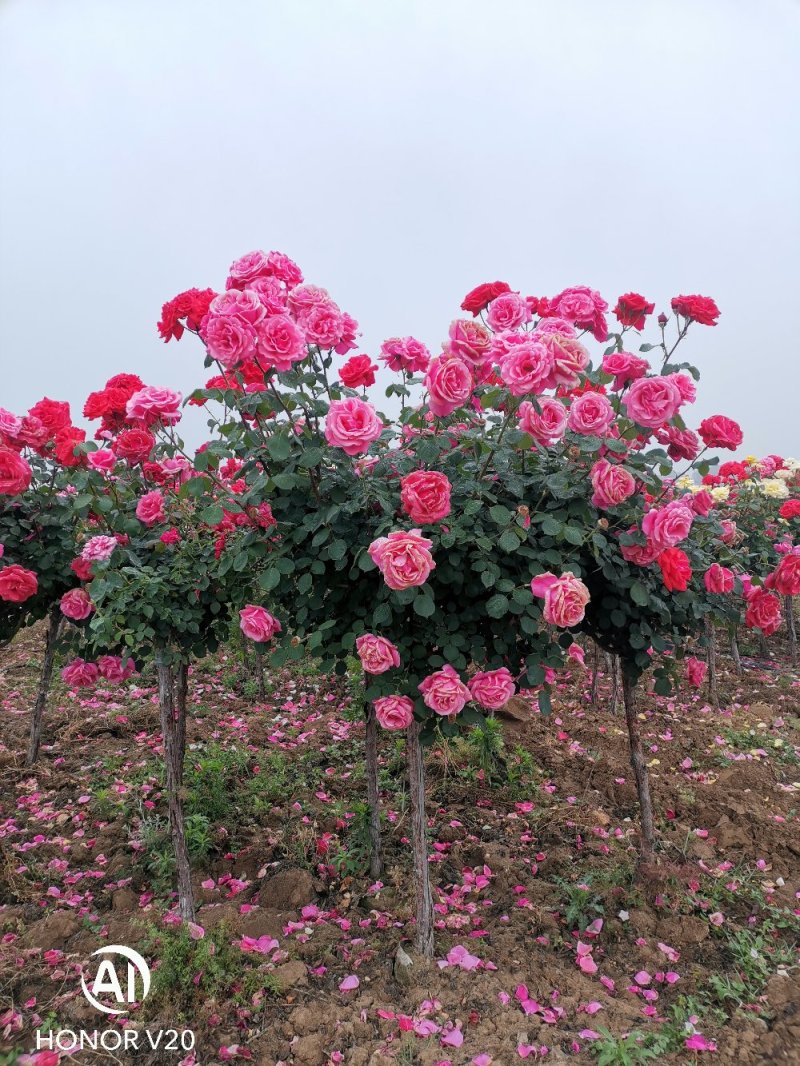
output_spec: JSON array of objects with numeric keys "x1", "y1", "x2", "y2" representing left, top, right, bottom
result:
[{"x1": 1, "y1": 0, "x2": 798, "y2": 458}]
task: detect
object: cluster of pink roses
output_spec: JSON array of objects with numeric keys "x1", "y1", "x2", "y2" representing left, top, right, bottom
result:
[
  {"x1": 61, "y1": 655, "x2": 137, "y2": 688},
  {"x1": 239, "y1": 605, "x2": 282, "y2": 643}
]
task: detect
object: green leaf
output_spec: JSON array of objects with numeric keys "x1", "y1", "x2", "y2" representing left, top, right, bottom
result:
[
  {"x1": 413, "y1": 593, "x2": 436, "y2": 618},
  {"x1": 267, "y1": 434, "x2": 291, "y2": 461},
  {"x1": 259, "y1": 569, "x2": 280, "y2": 591},
  {"x1": 630, "y1": 581, "x2": 649, "y2": 606},
  {"x1": 489, "y1": 504, "x2": 512, "y2": 525},
  {"x1": 538, "y1": 689, "x2": 552, "y2": 716},
  {"x1": 540, "y1": 516, "x2": 562, "y2": 537},
  {"x1": 486, "y1": 593, "x2": 509, "y2": 618},
  {"x1": 200, "y1": 504, "x2": 224, "y2": 525},
  {"x1": 498, "y1": 530, "x2": 519, "y2": 553}
]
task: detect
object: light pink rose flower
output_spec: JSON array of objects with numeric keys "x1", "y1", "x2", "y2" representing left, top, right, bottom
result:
[
  {"x1": 620, "y1": 533, "x2": 660, "y2": 566},
  {"x1": 373, "y1": 695, "x2": 415, "y2": 730},
  {"x1": 540, "y1": 334, "x2": 589, "y2": 389},
  {"x1": 601, "y1": 352, "x2": 649, "y2": 390},
  {"x1": 590, "y1": 459, "x2": 636, "y2": 509},
  {"x1": 226, "y1": 249, "x2": 272, "y2": 289},
  {"x1": 0, "y1": 408, "x2": 22, "y2": 438},
  {"x1": 209, "y1": 289, "x2": 266, "y2": 325},
  {"x1": 499, "y1": 342, "x2": 554, "y2": 396},
  {"x1": 623, "y1": 376, "x2": 683, "y2": 429},
  {"x1": 517, "y1": 398, "x2": 568, "y2": 446},
  {"x1": 203, "y1": 312, "x2": 258, "y2": 369},
  {"x1": 379, "y1": 336, "x2": 431, "y2": 374},
  {"x1": 62, "y1": 658, "x2": 99, "y2": 688},
  {"x1": 87, "y1": 449, "x2": 116, "y2": 473},
  {"x1": 446, "y1": 319, "x2": 492, "y2": 366},
  {"x1": 239, "y1": 605, "x2": 282, "y2": 642},
  {"x1": 97, "y1": 655, "x2": 137, "y2": 682},
  {"x1": 81, "y1": 535, "x2": 117, "y2": 562},
  {"x1": 419, "y1": 664, "x2": 471, "y2": 716},
  {"x1": 400, "y1": 470, "x2": 451, "y2": 524},
  {"x1": 255, "y1": 314, "x2": 306, "y2": 372},
  {"x1": 126, "y1": 386, "x2": 183, "y2": 426},
  {"x1": 567, "y1": 392, "x2": 615, "y2": 436},
  {"x1": 550, "y1": 286, "x2": 609, "y2": 341},
  {"x1": 720, "y1": 519, "x2": 737, "y2": 544},
  {"x1": 287, "y1": 283, "x2": 330, "y2": 316},
  {"x1": 486, "y1": 293, "x2": 530, "y2": 332},
  {"x1": 641, "y1": 500, "x2": 693, "y2": 551},
  {"x1": 667, "y1": 372, "x2": 696, "y2": 404},
  {"x1": 60, "y1": 588, "x2": 94, "y2": 621},
  {"x1": 531, "y1": 571, "x2": 590, "y2": 627},
  {"x1": 704, "y1": 563, "x2": 734, "y2": 594},
  {"x1": 468, "y1": 668, "x2": 515, "y2": 709},
  {"x1": 368, "y1": 528, "x2": 435, "y2": 590},
  {"x1": 301, "y1": 300, "x2": 345, "y2": 349},
  {"x1": 247, "y1": 276, "x2": 289, "y2": 315},
  {"x1": 324, "y1": 398, "x2": 384, "y2": 455},
  {"x1": 533, "y1": 317, "x2": 577, "y2": 338},
  {"x1": 356, "y1": 634, "x2": 401, "y2": 674},
  {"x1": 425, "y1": 355, "x2": 473, "y2": 416},
  {"x1": 136, "y1": 489, "x2": 166, "y2": 526}
]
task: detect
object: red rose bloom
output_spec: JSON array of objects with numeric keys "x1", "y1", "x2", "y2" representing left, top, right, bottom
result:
[
  {"x1": 0, "y1": 447, "x2": 33, "y2": 495},
  {"x1": 460, "y1": 281, "x2": 511, "y2": 316},
  {"x1": 613, "y1": 292, "x2": 655, "y2": 329},
  {"x1": 773, "y1": 554, "x2": 800, "y2": 596},
  {"x1": 339, "y1": 354, "x2": 378, "y2": 389},
  {"x1": 71, "y1": 557, "x2": 94, "y2": 581},
  {"x1": 670, "y1": 294, "x2": 720, "y2": 326},
  {"x1": 698, "y1": 415, "x2": 743, "y2": 451},
  {"x1": 83, "y1": 387, "x2": 130, "y2": 421},
  {"x1": 28, "y1": 397, "x2": 71, "y2": 436},
  {"x1": 745, "y1": 587, "x2": 782, "y2": 635},
  {"x1": 658, "y1": 547, "x2": 692, "y2": 591},
  {"x1": 779, "y1": 499, "x2": 800, "y2": 520},
  {"x1": 54, "y1": 426, "x2": 86, "y2": 467},
  {"x1": 113, "y1": 428, "x2": 155, "y2": 465},
  {"x1": 158, "y1": 287, "x2": 217, "y2": 342},
  {"x1": 0, "y1": 564, "x2": 38, "y2": 602}
]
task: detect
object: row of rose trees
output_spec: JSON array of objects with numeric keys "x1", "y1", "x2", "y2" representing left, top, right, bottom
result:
[{"x1": 1, "y1": 251, "x2": 799, "y2": 954}]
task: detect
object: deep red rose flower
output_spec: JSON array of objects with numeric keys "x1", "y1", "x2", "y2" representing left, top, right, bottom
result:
[
  {"x1": 339, "y1": 354, "x2": 379, "y2": 389},
  {"x1": 718, "y1": 460, "x2": 748, "y2": 481},
  {"x1": 670, "y1": 294, "x2": 720, "y2": 326},
  {"x1": 460, "y1": 281, "x2": 511, "y2": 316},
  {"x1": 773, "y1": 554, "x2": 800, "y2": 596},
  {"x1": 779, "y1": 499, "x2": 800, "y2": 520},
  {"x1": 105, "y1": 373, "x2": 144, "y2": 396},
  {"x1": 0, "y1": 564, "x2": 38, "y2": 602},
  {"x1": 83, "y1": 387, "x2": 130, "y2": 420},
  {"x1": 113, "y1": 428, "x2": 155, "y2": 465},
  {"x1": 0, "y1": 447, "x2": 33, "y2": 495},
  {"x1": 658, "y1": 547, "x2": 692, "y2": 591},
  {"x1": 698, "y1": 415, "x2": 743, "y2": 451},
  {"x1": 613, "y1": 292, "x2": 655, "y2": 329},
  {"x1": 745, "y1": 587, "x2": 782, "y2": 634},
  {"x1": 71, "y1": 557, "x2": 94, "y2": 582},
  {"x1": 54, "y1": 426, "x2": 86, "y2": 467},
  {"x1": 158, "y1": 287, "x2": 217, "y2": 342},
  {"x1": 28, "y1": 397, "x2": 71, "y2": 436}
]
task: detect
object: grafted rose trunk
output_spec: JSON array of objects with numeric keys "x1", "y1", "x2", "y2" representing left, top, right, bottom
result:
[
  {"x1": 26, "y1": 607, "x2": 63, "y2": 766},
  {"x1": 407, "y1": 718, "x2": 434, "y2": 957},
  {"x1": 364, "y1": 700, "x2": 384, "y2": 878},
  {"x1": 622, "y1": 673, "x2": 656, "y2": 864},
  {"x1": 589, "y1": 641, "x2": 601, "y2": 708},
  {"x1": 785, "y1": 596, "x2": 797, "y2": 667},
  {"x1": 254, "y1": 645, "x2": 266, "y2": 702},
  {"x1": 705, "y1": 620, "x2": 719, "y2": 709},
  {"x1": 607, "y1": 653, "x2": 623, "y2": 715},
  {"x1": 156, "y1": 655, "x2": 193, "y2": 920},
  {"x1": 730, "y1": 628, "x2": 743, "y2": 674}
]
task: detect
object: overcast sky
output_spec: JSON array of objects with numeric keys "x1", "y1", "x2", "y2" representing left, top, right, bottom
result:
[{"x1": 1, "y1": 0, "x2": 798, "y2": 458}]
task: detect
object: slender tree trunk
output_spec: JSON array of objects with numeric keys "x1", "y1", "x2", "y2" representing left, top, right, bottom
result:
[
  {"x1": 758, "y1": 632, "x2": 770, "y2": 660},
  {"x1": 730, "y1": 628, "x2": 742, "y2": 674},
  {"x1": 705, "y1": 620, "x2": 719, "y2": 709},
  {"x1": 407, "y1": 719, "x2": 434, "y2": 957},
  {"x1": 156, "y1": 655, "x2": 194, "y2": 920},
  {"x1": 622, "y1": 673, "x2": 656, "y2": 864},
  {"x1": 608, "y1": 653, "x2": 622, "y2": 715},
  {"x1": 26, "y1": 608, "x2": 63, "y2": 766},
  {"x1": 785, "y1": 596, "x2": 797, "y2": 667},
  {"x1": 589, "y1": 641, "x2": 600, "y2": 708},
  {"x1": 364, "y1": 701, "x2": 384, "y2": 878},
  {"x1": 254, "y1": 645, "x2": 266, "y2": 702}
]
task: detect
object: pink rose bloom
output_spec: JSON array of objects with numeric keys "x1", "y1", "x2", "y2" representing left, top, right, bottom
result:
[
  {"x1": 255, "y1": 314, "x2": 306, "y2": 372},
  {"x1": 541, "y1": 334, "x2": 590, "y2": 389},
  {"x1": 209, "y1": 288, "x2": 266, "y2": 325},
  {"x1": 590, "y1": 459, "x2": 636, "y2": 509},
  {"x1": 287, "y1": 282, "x2": 330, "y2": 316},
  {"x1": 87, "y1": 449, "x2": 116, "y2": 473},
  {"x1": 425, "y1": 356, "x2": 473, "y2": 416},
  {"x1": 601, "y1": 351, "x2": 649, "y2": 391},
  {"x1": 668, "y1": 372, "x2": 697, "y2": 404},
  {"x1": 550, "y1": 286, "x2": 609, "y2": 341},
  {"x1": 60, "y1": 588, "x2": 94, "y2": 621},
  {"x1": 0, "y1": 543, "x2": 3, "y2": 558},
  {"x1": 373, "y1": 695, "x2": 415, "y2": 731},
  {"x1": 160, "y1": 527, "x2": 181, "y2": 545},
  {"x1": 568, "y1": 642, "x2": 586, "y2": 667},
  {"x1": 419, "y1": 664, "x2": 471, "y2": 716},
  {"x1": 301, "y1": 300, "x2": 345, "y2": 348},
  {"x1": 226, "y1": 249, "x2": 273, "y2": 289},
  {"x1": 641, "y1": 500, "x2": 693, "y2": 551},
  {"x1": 531, "y1": 571, "x2": 591, "y2": 627},
  {"x1": 446, "y1": 319, "x2": 492, "y2": 366},
  {"x1": 368, "y1": 529, "x2": 435, "y2": 590},
  {"x1": 499, "y1": 342, "x2": 554, "y2": 396},
  {"x1": 534, "y1": 316, "x2": 577, "y2": 337},
  {"x1": 486, "y1": 293, "x2": 530, "y2": 332},
  {"x1": 623, "y1": 377, "x2": 683, "y2": 429},
  {"x1": 567, "y1": 392, "x2": 615, "y2": 436},
  {"x1": 62, "y1": 658, "x2": 99, "y2": 688},
  {"x1": 685, "y1": 656, "x2": 707, "y2": 688},
  {"x1": 379, "y1": 336, "x2": 431, "y2": 374},
  {"x1": 0, "y1": 407, "x2": 22, "y2": 439},
  {"x1": 324, "y1": 397, "x2": 384, "y2": 455},
  {"x1": 239, "y1": 605, "x2": 282, "y2": 642},
  {"x1": 203, "y1": 312, "x2": 258, "y2": 369},
  {"x1": 517, "y1": 398, "x2": 568, "y2": 446},
  {"x1": 136, "y1": 490, "x2": 166, "y2": 526},
  {"x1": 400, "y1": 470, "x2": 451, "y2": 524},
  {"x1": 620, "y1": 535, "x2": 660, "y2": 566},
  {"x1": 719, "y1": 519, "x2": 737, "y2": 544},
  {"x1": 773, "y1": 553, "x2": 800, "y2": 596},
  {"x1": 248, "y1": 276, "x2": 289, "y2": 315},
  {"x1": 0, "y1": 447, "x2": 33, "y2": 495},
  {"x1": 356, "y1": 634, "x2": 401, "y2": 674},
  {"x1": 81, "y1": 535, "x2": 117, "y2": 562},
  {"x1": 689, "y1": 489, "x2": 713, "y2": 515},
  {"x1": 704, "y1": 563, "x2": 734, "y2": 594},
  {"x1": 468, "y1": 667, "x2": 515, "y2": 709},
  {"x1": 126, "y1": 386, "x2": 183, "y2": 426},
  {"x1": 97, "y1": 655, "x2": 137, "y2": 682}
]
